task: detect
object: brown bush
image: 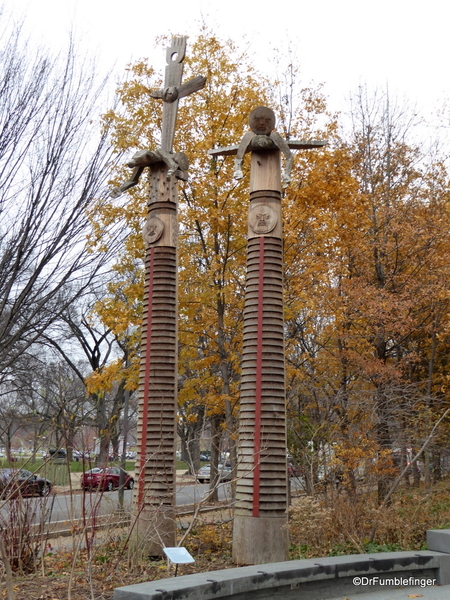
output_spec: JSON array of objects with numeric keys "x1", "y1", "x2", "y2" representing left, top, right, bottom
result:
[{"x1": 288, "y1": 482, "x2": 450, "y2": 557}]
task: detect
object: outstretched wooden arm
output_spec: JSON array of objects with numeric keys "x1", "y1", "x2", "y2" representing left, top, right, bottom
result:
[
  {"x1": 149, "y1": 75, "x2": 207, "y2": 103},
  {"x1": 234, "y1": 131, "x2": 256, "y2": 180},
  {"x1": 110, "y1": 166, "x2": 144, "y2": 198},
  {"x1": 270, "y1": 131, "x2": 293, "y2": 188}
]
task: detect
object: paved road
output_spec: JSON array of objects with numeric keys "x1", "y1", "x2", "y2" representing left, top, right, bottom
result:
[{"x1": 0, "y1": 480, "x2": 231, "y2": 525}]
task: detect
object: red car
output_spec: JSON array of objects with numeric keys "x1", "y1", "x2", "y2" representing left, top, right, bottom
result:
[
  {"x1": 288, "y1": 463, "x2": 304, "y2": 478},
  {"x1": 80, "y1": 467, "x2": 134, "y2": 492}
]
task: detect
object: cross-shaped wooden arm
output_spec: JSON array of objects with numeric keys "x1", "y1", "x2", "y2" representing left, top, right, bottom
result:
[
  {"x1": 110, "y1": 37, "x2": 206, "y2": 199},
  {"x1": 149, "y1": 37, "x2": 206, "y2": 153}
]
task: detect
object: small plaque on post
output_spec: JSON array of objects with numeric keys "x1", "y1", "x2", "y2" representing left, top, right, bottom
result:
[{"x1": 163, "y1": 547, "x2": 195, "y2": 564}]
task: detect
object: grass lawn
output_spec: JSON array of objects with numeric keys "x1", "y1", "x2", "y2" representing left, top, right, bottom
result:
[{"x1": 0, "y1": 457, "x2": 192, "y2": 473}]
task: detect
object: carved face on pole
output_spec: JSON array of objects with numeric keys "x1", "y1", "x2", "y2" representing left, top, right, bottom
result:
[{"x1": 249, "y1": 107, "x2": 276, "y2": 136}]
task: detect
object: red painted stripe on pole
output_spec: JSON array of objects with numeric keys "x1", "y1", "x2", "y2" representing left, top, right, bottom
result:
[
  {"x1": 253, "y1": 236, "x2": 264, "y2": 517},
  {"x1": 138, "y1": 246, "x2": 154, "y2": 506}
]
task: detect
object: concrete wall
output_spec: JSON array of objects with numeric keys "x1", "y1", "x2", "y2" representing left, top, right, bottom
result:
[{"x1": 115, "y1": 541, "x2": 450, "y2": 600}]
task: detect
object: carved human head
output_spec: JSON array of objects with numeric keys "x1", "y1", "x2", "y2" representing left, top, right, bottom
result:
[{"x1": 249, "y1": 107, "x2": 276, "y2": 135}]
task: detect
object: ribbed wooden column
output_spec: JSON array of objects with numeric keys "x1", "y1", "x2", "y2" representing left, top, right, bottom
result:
[
  {"x1": 135, "y1": 166, "x2": 178, "y2": 556},
  {"x1": 233, "y1": 149, "x2": 288, "y2": 565},
  {"x1": 236, "y1": 235, "x2": 286, "y2": 515}
]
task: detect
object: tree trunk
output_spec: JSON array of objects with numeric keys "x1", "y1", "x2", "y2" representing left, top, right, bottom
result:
[
  {"x1": 180, "y1": 437, "x2": 189, "y2": 463},
  {"x1": 217, "y1": 295, "x2": 237, "y2": 500},
  {"x1": 186, "y1": 435, "x2": 200, "y2": 475},
  {"x1": 376, "y1": 389, "x2": 393, "y2": 505},
  {"x1": 95, "y1": 393, "x2": 110, "y2": 466},
  {"x1": 432, "y1": 450, "x2": 441, "y2": 481},
  {"x1": 208, "y1": 414, "x2": 222, "y2": 502},
  {"x1": 5, "y1": 434, "x2": 12, "y2": 464}
]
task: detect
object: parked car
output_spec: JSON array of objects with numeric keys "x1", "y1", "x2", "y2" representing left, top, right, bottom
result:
[
  {"x1": 196, "y1": 463, "x2": 232, "y2": 483},
  {"x1": 80, "y1": 467, "x2": 134, "y2": 492},
  {"x1": 288, "y1": 463, "x2": 304, "y2": 478},
  {"x1": 73, "y1": 450, "x2": 91, "y2": 461},
  {"x1": 0, "y1": 468, "x2": 52, "y2": 498},
  {"x1": 43, "y1": 448, "x2": 67, "y2": 462},
  {"x1": 199, "y1": 451, "x2": 211, "y2": 461}
]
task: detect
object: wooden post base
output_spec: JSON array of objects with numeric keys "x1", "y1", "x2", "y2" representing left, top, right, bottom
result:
[
  {"x1": 132, "y1": 505, "x2": 177, "y2": 559},
  {"x1": 232, "y1": 515, "x2": 289, "y2": 565}
]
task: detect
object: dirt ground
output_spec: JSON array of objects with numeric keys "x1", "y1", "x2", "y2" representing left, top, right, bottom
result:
[
  {"x1": 10, "y1": 551, "x2": 235, "y2": 600},
  {"x1": 6, "y1": 509, "x2": 235, "y2": 600}
]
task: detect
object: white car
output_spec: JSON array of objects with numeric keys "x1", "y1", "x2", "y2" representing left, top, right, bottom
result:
[
  {"x1": 196, "y1": 463, "x2": 232, "y2": 483},
  {"x1": 73, "y1": 450, "x2": 91, "y2": 461}
]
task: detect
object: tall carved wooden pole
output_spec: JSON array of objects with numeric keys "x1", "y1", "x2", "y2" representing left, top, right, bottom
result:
[
  {"x1": 210, "y1": 107, "x2": 325, "y2": 565},
  {"x1": 113, "y1": 37, "x2": 205, "y2": 557}
]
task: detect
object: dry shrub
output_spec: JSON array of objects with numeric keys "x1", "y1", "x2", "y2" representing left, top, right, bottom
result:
[
  {"x1": 186, "y1": 522, "x2": 232, "y2": 557},
  {"x1": 0, "y1": 495, "x2": 53, "y2": 574},
  {"x1": 288, "y1": 496, "x2": 335, "y2": 556},
  {"x1": 288, "y1": 482, "x2": 450, "y2": 557},
  {"x1": 288, "y1": 492, "x2": 375, "y2": 556},
  {"x1": 374, "y1": 485, "x2": 450, "y2": 549}
]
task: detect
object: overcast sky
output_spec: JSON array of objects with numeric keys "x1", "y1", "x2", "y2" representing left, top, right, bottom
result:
[{"x1": 5, "y1": 0, "x2": 450, "y2": 122}]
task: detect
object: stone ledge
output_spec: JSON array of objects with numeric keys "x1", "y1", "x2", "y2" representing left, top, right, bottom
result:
[
  {"x1": 114, "y1": 548, "x2": 450, "y2": 600},
  {"x1": 427, "y1": 529, "x2": 450, "y2": 554}
]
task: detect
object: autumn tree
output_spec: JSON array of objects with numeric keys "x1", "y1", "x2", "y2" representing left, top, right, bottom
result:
[
  {"x1": 40, "y1": 300, "x2": 136, "y2": 466},
  {"x1": 284, "y1": 88, "x2": 450, "y2": 502}
]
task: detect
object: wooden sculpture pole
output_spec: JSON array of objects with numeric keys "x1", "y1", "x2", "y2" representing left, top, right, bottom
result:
[
  {"x1": 210, "y1": 107, "x2": 325, "y2": 565},
  {"x1": 113, "y1": 37, "x2": 205, "y2": 557}
]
